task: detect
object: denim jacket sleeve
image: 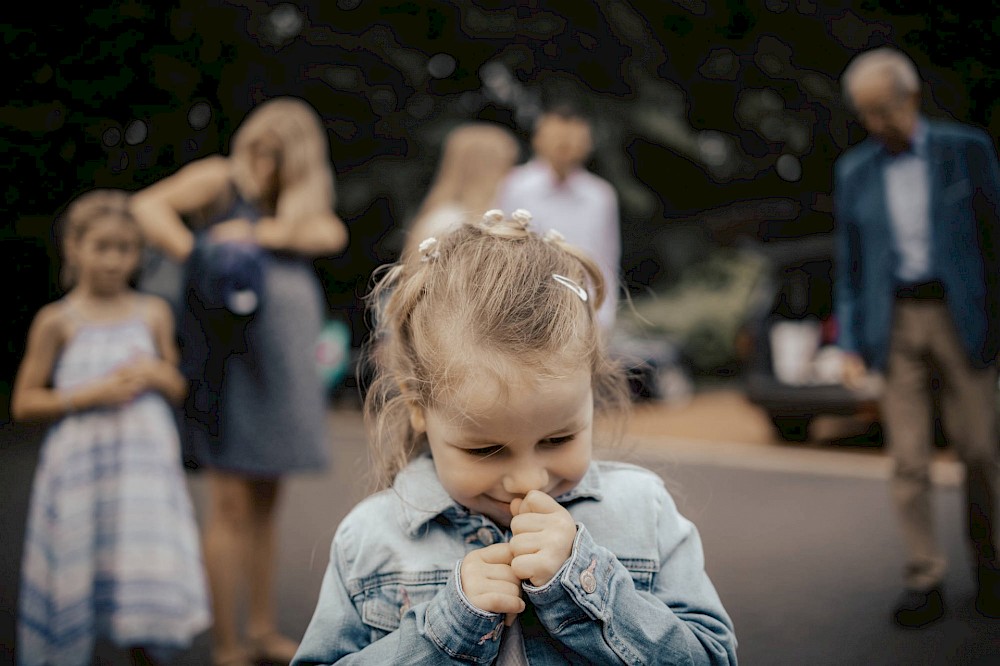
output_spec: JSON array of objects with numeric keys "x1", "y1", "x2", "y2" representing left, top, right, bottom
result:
[
  {"x1": 523, "y1": 488, "x2": 737, "y2": 665},
  {"x1": 292, "y1": 541, "x2": 509, "y2": 665}
]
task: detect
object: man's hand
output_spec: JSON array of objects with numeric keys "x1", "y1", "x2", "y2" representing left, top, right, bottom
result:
[
  {"x1": 841, "y1": 352, "x2": 869, "y2": 390},
  {"x1": 509, "y1": 490, "x2": 577, "y2": 587},
  {"x1": 460, "y1": 543, "x2": 525, "y2": 626}
]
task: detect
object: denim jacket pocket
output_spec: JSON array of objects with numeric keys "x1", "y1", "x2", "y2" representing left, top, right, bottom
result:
[
  {"x1": 357, "y1": 571, "x2": 452, "y2": 640},
  {"x1": 620, "y1": 557, "x2": 659, "y2": 592}
]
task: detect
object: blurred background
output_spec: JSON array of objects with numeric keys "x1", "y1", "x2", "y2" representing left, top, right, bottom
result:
[
  {"x1": 3, "y1": 0, "x2": 999, "y2": 401},
  {"x1": 4, "y1": 2, "x2": 1000, "y2": 663}
]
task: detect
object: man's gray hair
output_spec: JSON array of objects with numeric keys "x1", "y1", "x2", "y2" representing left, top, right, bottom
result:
[{"x1": 841, "y1": 47, "x2": 921, "y2": 108}]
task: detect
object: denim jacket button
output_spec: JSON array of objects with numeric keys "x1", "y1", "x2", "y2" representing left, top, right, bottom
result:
[
  {"x1": 477, "y1": 527, "x2": 495, "y2": 545},
  {"x1": 580, "y1": 569, "x2": 597, "y2": 594}
]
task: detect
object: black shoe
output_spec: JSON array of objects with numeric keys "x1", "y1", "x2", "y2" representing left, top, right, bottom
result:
[
  {"x1": 976, "y1": 567, "x2": 1000, "y2": 618},
  {"x1": 893, "y1": 587, "x2": 944, "y2": 627}
]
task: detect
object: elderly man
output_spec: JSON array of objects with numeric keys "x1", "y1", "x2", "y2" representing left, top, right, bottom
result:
[{"x1": 834, "y1": 46, "x2": 1000, "y2": 627}]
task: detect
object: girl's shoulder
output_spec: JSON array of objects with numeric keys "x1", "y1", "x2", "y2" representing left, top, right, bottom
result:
[
  {"x1": 335, "y1": 489, "x2": 408, "y2": 540},
  {"x1": 28, "y1": 299, "x2": 75, "y2": 344},
  {"x1": 136, "y1": 292, "x2": 175, "y2": 326},
  {"x1": 587, "y1": 459, "x2": 679, "y2": 513},
  {"x1": 592, "y1": 459, "x2": 667, "y2": 491},
  {"x1": 330, "y1": 489, "x2": 418, "y2": 568}
]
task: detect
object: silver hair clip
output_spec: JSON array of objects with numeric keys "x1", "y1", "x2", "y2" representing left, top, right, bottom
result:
[
  {"x1": 482, "y1": 209, "x2": 505, "y2": 225},
  {"x1": 543, "y1": 228, "x2": 566, "y2": 244},
  {"x1": 418, "y1": 236, "x2": 440, "y2": 262},
  {"x1": 552, "y1": 274, "x2": 588, "y2": 302},
  {"x1": 510, "y1": 208, "x2": 532, "y2": 230}
]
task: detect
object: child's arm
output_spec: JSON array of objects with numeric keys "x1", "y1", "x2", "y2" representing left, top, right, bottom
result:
[
  {"x1": 11, "y1": 304, "x2": 68, "y2": 421},
  {"x1": 293, "y1": 527, "x2": 514, "y2": 665},
  {"x1": 138, "y1": 295, "x2": 188, "y2": 405},
  {"x1": 514, "y1": 486, "x2": 737, "y2": 665},
  {"x1": 10, "y1": 305, "x2": 141, "y2": 421}
]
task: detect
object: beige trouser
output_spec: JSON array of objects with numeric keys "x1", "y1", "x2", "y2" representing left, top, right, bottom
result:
[{"x1": 880, "y1": 298, "x2": 999, "y2": 591}]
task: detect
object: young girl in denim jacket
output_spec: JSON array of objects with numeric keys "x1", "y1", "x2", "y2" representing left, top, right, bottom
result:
[{"x1": 294, "y1": 210, "x2": 737, "y2": 665}]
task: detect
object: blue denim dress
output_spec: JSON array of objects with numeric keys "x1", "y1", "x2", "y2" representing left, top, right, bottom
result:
[{"x1": 293, "y1": 455, "x2": 737, "y2": 665}]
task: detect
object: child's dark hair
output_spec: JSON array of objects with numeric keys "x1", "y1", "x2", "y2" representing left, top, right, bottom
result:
[
  {"x1": 58, "y1": 189, "x2": 139, "y2": 288},
  {"x1": 363, "y1": 209, "x2": 631, "y2": 489}
]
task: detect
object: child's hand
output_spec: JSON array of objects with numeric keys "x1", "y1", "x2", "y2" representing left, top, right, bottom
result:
[
  {"x1": 509, "y1": 490, "x2": 577, "y2": 587},
  {"x1": 460, "y1": 543, "x2": 525, "y2": 626},
  {"x1": 114, "y1": 356, "x2": 160, "y2": 392},
  {"x1": 93, "y1": 371, "x2": 146, "y2": 407}
]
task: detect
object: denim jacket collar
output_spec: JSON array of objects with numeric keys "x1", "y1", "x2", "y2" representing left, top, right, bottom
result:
[{"x1": 394, "y1": 454, "x2": 605, "y2": 537}]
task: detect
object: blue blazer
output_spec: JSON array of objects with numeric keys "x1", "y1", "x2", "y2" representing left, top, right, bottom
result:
[{"x1": 834, "y1": 119, "x2": 1000, "y2": 370}]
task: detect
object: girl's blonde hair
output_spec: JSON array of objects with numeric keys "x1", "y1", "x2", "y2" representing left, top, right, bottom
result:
[
  {"x1": 58, "y1": 189, "x2": 138, "y2": 289},
  {"x1": 405, "y1": 123, "x2": 519, "y2": 256},
  {"x1": 364, "y1": 210, "x2": 631, "y2": 489},
  {"x1": 230, "y1": 96, "x2": 335, "y2": 221}
]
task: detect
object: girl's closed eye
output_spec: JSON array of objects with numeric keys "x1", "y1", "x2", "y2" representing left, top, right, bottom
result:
[
  {"x1": 465, "y1": 445, "x2": 505, "y2": 458},
  {"x1": 542, "y1": 434, "x2": 576, "y2": 446}
]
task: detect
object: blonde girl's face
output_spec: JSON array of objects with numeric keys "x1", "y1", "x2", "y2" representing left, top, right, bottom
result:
[
  {"x1": 419, "y1": 365, "x2": 594, "y2": 528},
  {"x1": 73, "y1": 216, "x2": 141, "y2": 295}
]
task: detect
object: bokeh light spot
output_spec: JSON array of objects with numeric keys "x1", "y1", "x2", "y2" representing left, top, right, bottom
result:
[
  {"x1": 697, "y1": 131, "x2": 729, "y2": 167},
  {"x1": 188, "y1": 102, "x2": 212, "y2": 130},
  {"x1": 776, "y1": 154, "x2": 802, "y2": 182},
  {"x1": 427, "y1": 53, "x2": 456, "y2": 79},
  {"x1": 102, "y1": 127, "x2": 122, "y2": 147},
  {"x1": 124, "y1": 120, "x2": 148, "y2": 145}
]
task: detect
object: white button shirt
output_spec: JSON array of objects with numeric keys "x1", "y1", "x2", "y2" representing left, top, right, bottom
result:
[
  {"x1": 499, "y1": 159, "x2": 621, "y2": 330},
  {"x1": 883, "y1": 120, "x2": 932, "y2": 284}
]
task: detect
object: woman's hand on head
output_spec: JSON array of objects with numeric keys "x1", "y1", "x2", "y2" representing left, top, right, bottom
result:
[
  {"x1": 460, "y1": 543, "x2": 525, "y2": 626},
  {"x1": 509, "y1": 490, "x2": 577, "y2": 587}
]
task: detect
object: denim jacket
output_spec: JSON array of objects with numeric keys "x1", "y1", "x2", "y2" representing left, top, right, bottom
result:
[{"x1": 293, "y1": 455, "x2": 737, "y2": 665}]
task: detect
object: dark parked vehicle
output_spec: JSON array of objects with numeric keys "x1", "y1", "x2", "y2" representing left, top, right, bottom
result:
[{"x1": 744, "y1": 234, "x2": 880, "y2": 442}]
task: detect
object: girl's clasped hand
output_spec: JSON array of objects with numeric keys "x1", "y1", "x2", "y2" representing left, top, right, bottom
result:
[{"x1": 460, "y1": 490, "x2": 577, "y2": 625}]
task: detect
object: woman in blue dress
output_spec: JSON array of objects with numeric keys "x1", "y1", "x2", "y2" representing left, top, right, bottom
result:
[{"x1": 131, "y1": 97, "x2": 348, "y2": 666}]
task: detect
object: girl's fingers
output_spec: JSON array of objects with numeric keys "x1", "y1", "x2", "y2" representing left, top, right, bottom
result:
[
  {"x1": 509, "y1": 531, "x2": 544, "y2": 557},
  {"x1": 480, "y1": 563, "x2": 522, "y2": 587},
  {"x1": 470, "y1": 592, "x2": 525, "y2": 616},
  {"x1": 476, "y1": 543, "x2": 515, "y2": 564},
  {"x1": 520, "y1": 489, "x2": 562, "y2": 514},
  {"x1": 511, "y1": 548, "x2": 572, "y2": 587},
  {"x1": 509, "y1": 512, "x2": 550, "y2": 535}
]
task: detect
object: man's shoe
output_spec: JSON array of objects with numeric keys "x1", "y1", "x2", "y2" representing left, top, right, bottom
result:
[
  {"x1": 976, "y1": 566, "x2": 1000, "y2": 618},
  {"x1": 893, "y1": 587, "x2": 944, "y2": 627}
]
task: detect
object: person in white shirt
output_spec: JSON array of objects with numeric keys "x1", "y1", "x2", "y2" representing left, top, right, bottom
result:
[
  {"x1": 499, "y1": 106, "x2": 621, "y2": 331},
  {"x1": 404, "y1": 123, "x2": 519, "y2": 260}
]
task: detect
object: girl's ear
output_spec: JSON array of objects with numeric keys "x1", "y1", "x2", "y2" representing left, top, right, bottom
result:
[
  {"x1": 398, "y1": 380, "x2": 426, "y2": 433},
  {"x1": 408, "y1": 404, "x2": 426, "y2": 434}
]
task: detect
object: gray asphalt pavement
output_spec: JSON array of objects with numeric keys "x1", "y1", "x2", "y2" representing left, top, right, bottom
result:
[{"x1": 3, "y1": 407, "x2": 1000, "y2": 665}]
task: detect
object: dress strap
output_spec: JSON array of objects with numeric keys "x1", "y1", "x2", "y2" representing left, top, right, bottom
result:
[{"x1": 60, "y1": 294, "x2": 147, "y2": 326}]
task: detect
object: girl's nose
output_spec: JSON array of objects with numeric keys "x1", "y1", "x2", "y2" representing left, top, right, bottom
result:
[{"x1": 502, "y1": 464, "x2": 549, "y2": 497}]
